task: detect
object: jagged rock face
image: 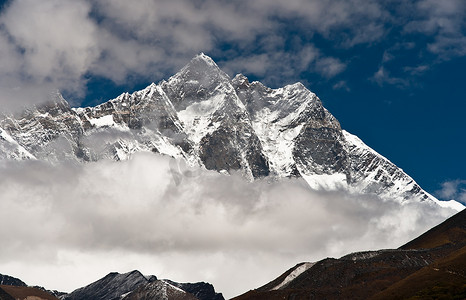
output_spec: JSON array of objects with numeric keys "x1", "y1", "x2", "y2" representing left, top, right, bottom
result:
[
  {"x1": 293, "y1": 126, "x2": 349, "y2": 177},
  {"x1": 0, "y1": 53, "x2": 442, "y2": 204},
  {"x1": 342, "y1": 130, "x2": 432, "y2": 202},
  {"x1": 63, "y1": 270, "x2": 154, "y2": 300},
  {"x1": 0, "y1": 274, "x2": 27, "y2": 287},
  {"x1": 160, "y1": 55, "x2": 269, "y2": 178},
  {"x1": 0, "y1": 126, "x2": 35, "y2": 159},
  {"x1": 0, "y1": 93, "x2": 83, "y2": 162},
  {"x1": 165, "y1": 281, "x2": 225, "y2": 300},
  {"x1": 160, "y1": 54, "x2": 233, "y2": 111},
  {"x1": 122, "y1": 281, "x2": 199, "y2": 300},
  {"x1": 61, "y1": 270, "x2": 224, "y2": 300},
  {"x1": 232, "y1": 74, "x2": 347, "y2": 179}
]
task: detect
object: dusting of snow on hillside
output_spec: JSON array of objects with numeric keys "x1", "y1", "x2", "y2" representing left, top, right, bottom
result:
[{"x1": 272, "y1": 262, "x2": 314, "y2": 290}]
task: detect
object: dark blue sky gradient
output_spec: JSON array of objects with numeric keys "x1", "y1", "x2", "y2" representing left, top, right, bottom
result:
[{"x1": 320, "y1": 57, "x2": 466, "y2": 195}]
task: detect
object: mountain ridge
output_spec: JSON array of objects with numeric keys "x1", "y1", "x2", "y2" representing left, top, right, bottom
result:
[
  {"x1": 232, "y1": 208, "x2": 466, "y2": 300},
  {"x1": 0, "y1": 270, "x2": 224, "y2": 300},
  {"x1": 0, "y1": 53, "x2": 463, "y2": 210}
]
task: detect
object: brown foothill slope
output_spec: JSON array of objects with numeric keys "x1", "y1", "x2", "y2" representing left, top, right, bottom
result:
[
  {"x1": 256, "y1": 263, "x2": 310, "y2": 292},
  {"x1": 233, "y1": 209, "x2": 466, "y2": 300},
  {"x1": 0, "y1": 286, "x2": 16, "y2": 300},
  {"x1": 0, "y1": 285, "x2": 59, "y2": 300},
  {"x1": 370, "y1": 245, "x2": 466, "y2": 299},
  {"x1": 233, "y1": 250, "x2": 438, "y2": 300},
  {"x1": 401, "y1": 208, "x2": 466, "y2": 250},
  {"x1": 371, "y1": 209, "x2": 466, "y2": 299}
]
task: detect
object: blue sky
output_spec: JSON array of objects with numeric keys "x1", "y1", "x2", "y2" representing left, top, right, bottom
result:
[{"x1": 0, "y1": 0, "x2": 465, "y2": 200}]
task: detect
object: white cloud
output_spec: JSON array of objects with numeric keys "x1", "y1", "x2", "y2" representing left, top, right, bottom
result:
[
  {"x1": 0, "y1": 0, "x2": 464, "y2": 108},
  {"x1": 404, "y1": 0, "x2": 466, "y2": 60},
  {"x1": 371, "y1": 66, "x2": 410, "y2": 88},
  {"x1": 404, "y1": 65, "x2": 430, "y2": 75},
  {"x1": 0, "y1": 153, "x2": 457, "y2": 297},
  {"x1": 436, "y1": 179, "x2": 466, "y2": 204},
  {"x1": 315, "y1": 57, "x2": 347, "y2": 78},
  {"x1": 220, "y1": 46, "x2": 345, "y2": 85},
  {"x1": 0, "y1": 0, "x2": 99, "y2": 101},
  {"x1": 332, "y1": 80, "x2": 350, "y2": 91}
]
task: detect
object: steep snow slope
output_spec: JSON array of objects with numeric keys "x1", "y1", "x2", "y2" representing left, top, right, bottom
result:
[{"x1": 0, "y1": 126, "x2": 35, "y2": 160}]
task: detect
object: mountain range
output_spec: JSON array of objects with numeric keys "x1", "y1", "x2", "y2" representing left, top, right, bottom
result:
[
  {"x1": 0, "y1": 53, "x2": 462, "y2": 210},
  {"x1": 0, "y1": 271, "x2": 223, "y2": 300}
]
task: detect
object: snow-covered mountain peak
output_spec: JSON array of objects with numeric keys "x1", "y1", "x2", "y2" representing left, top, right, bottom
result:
[
  {"x1": 176, "y1": 53, "x2": 227, "y2": 83},
  {"x1": 1, "y1": 54, "x2": 463, "y2": 210},
  {"x1": 283, "y1": 81, "x2": 307, "y2": 91},
  {"x1": 231, "y1": 73, "x2": 250, "y2": 88},
  {"x1": 160, "y1": 54, "x2": 234, "y2": 112},
  {"x1": 192, "y1": 52, "x2": 219, "y2": 68}
]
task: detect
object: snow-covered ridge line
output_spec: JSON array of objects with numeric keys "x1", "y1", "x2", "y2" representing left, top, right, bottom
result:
[
  {"x1": 343, "y1": 130, "x2": 464, "y2": 209},
  {"x1": 0, "y1": 53, "x2": 463, "y2": 211}
]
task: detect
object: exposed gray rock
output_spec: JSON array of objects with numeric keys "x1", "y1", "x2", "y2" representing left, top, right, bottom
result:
[
  {"x1": 0, "y1": 273, "x2": 27, "y2": 287},
  {"x1": 63, "y1": 270, "x2": 153, "y2": 300}
]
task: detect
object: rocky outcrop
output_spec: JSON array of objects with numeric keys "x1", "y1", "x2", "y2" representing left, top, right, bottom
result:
[
  {"x1": 63, "y1": 270, "x2": 153, "y2": 300},
  {"x1": 0, "y1": 274, "x2": 26, "y2": 287},
  {"x1": 61, "y1": 270, "x2": 224, "y2": 300}
]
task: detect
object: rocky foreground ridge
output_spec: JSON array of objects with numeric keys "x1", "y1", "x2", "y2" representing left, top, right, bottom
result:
[{"x1": 233, "y1": 208, "x2": 466, "y2": 299}]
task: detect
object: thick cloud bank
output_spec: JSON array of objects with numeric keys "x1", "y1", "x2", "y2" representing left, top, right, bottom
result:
[{"x1": 0, "y1": 153, "x2": 458, "y2": 297}]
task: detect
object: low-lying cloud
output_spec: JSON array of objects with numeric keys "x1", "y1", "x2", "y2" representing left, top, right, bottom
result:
[{"x1": 0, "y1": 152, "x2": 458, "y2": 297}]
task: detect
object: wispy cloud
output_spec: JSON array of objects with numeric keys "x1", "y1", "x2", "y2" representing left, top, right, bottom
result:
[
  {"x1": 220, "y1": 46, "x2": 345, "y2": 86},
  {"x1": 332, "y1": 80, "x2": 350, "y2": 91},
  {"x1": 0, "y1": 153, "x2": 457, "y2": 297},
  {"x1": 403, "y1": 0, "x2": 466, "y2": 60},
  {"x1": 371, "y1": 66, "x2": 410, "y2": 88},
  {"x1": 436, "y1": 179, "x2": 466, "y2": 204}
]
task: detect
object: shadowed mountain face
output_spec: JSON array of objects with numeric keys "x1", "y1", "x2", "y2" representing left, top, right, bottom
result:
[
  {"x1": 233, "y1": 209, "x2": 466, "y2": 300},
  {"x1": 62, "y1": 270, "x2": 224, "y2": 300},
  {"x1": 0, "y1": 274, "x2": 26, "y2": 287},
  {"x1": 62, "y1": 270, "x2": 153, "y2": 300},
  {"x1": 0, "y1": 54, "x2": 454, "y2": 209}
]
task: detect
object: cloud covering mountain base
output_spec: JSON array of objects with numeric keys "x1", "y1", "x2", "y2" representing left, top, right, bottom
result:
[{"x1": 0, "y1": 152, "x2": 458, "y2": 297}]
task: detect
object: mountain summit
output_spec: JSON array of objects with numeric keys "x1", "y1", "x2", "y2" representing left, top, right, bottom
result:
[{"x1": 0, "y1": 54, "x2": 462, "y2": 209}]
